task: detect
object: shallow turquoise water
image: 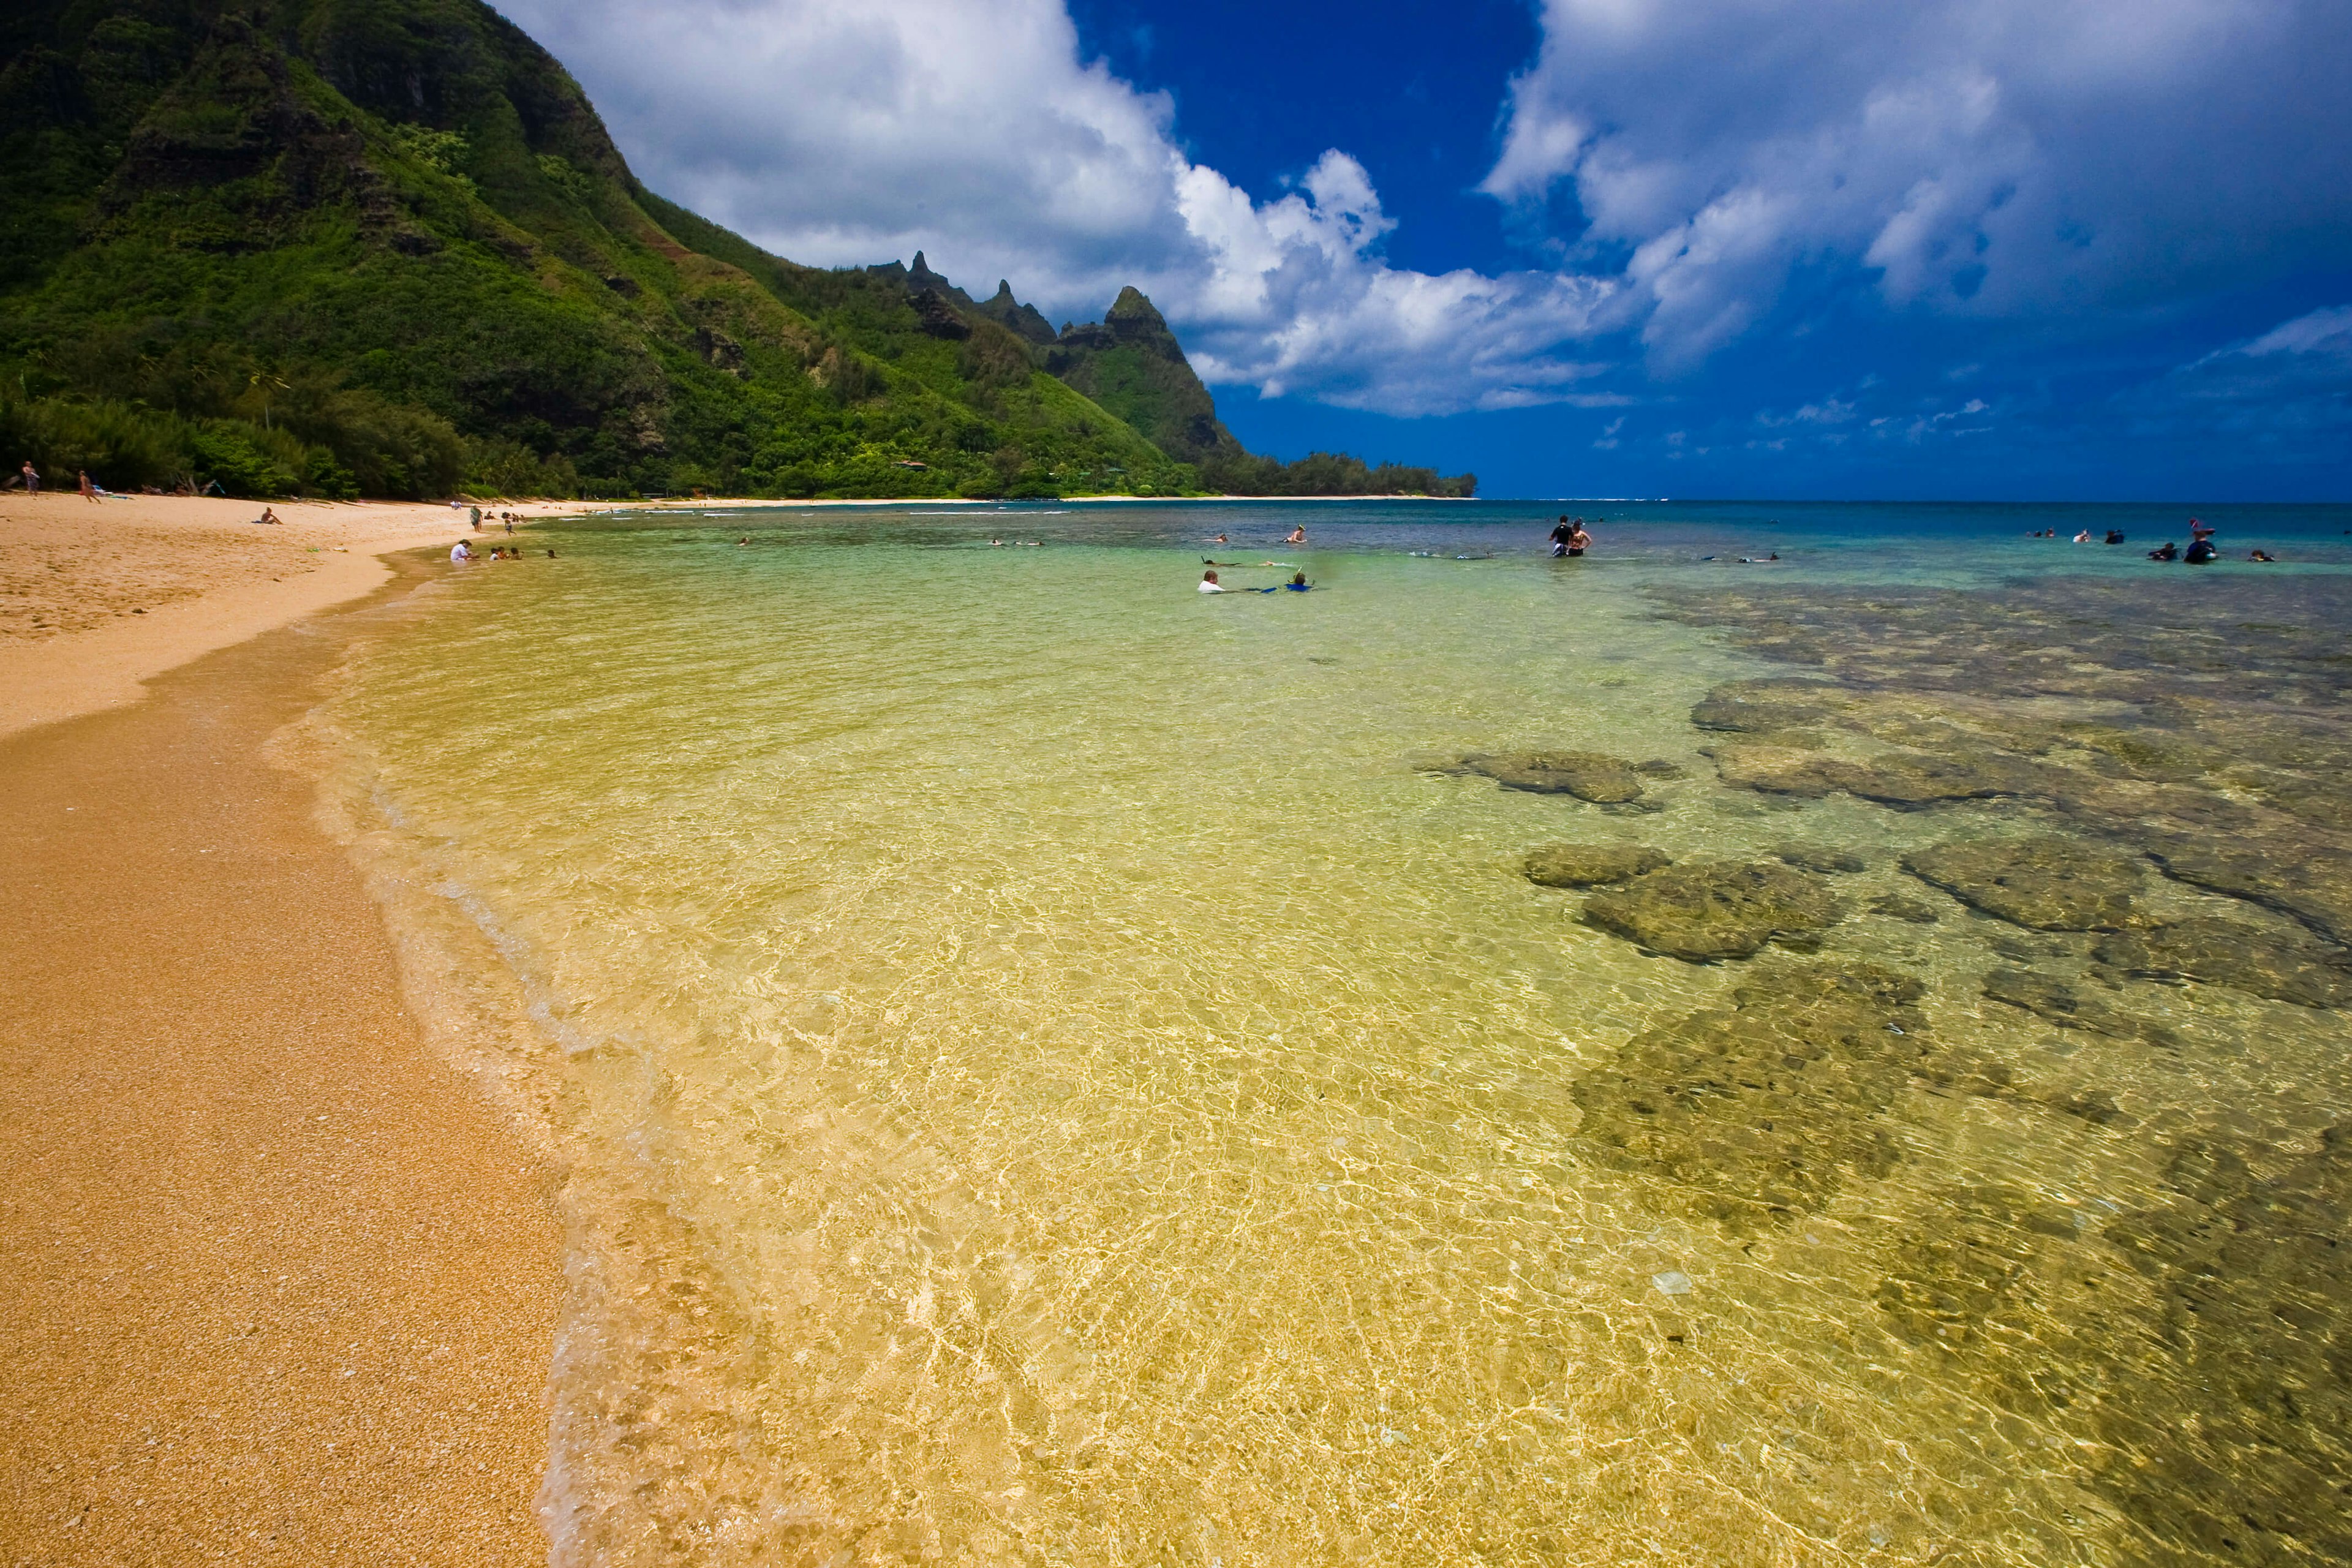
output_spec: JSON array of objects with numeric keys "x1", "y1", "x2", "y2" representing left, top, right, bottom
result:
[{"x1": 311, "y1": 502, "x2": 2352, "y2": 1567}]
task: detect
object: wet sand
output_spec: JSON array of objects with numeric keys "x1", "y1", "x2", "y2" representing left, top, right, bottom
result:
[{"x1": 0, "y1": 564, "x2": 562, "y2": 1564}]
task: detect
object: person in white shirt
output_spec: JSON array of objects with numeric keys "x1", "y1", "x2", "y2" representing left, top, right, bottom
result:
[
  {"x1": 1198, "y1": 570, "x2": 1226, "y2": 593},
  {"x1": 451, "y1": 541, "x2": 473, "y2": 562}
]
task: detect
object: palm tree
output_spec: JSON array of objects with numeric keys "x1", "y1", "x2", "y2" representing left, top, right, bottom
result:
[{"x1": 248, "y1": 371, "x2": 290, "y2": 431}]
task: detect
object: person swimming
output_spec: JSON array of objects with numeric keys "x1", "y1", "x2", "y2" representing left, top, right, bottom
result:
[
  {"x1": 2249, "y1": 549, "x2": 2276, "y2": 562},
  {"x1": 2149, "y1": 541, "x2": 2180, "y2": 561},
  {"x1": 1286, "y1": 571, "x2": 1311, "y2": 591},
  {"x1": 1283, "y1": 524, "x2": 1307, "y2": 545},
  {"x1": 1198, "y1": 570, "x2": 1227, "y2": 594},
  {"x1": 2104, "y1": 530, "x2": 2127, "y2": 545}
]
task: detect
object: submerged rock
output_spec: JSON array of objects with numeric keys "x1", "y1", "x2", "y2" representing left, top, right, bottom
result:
[
  {"x1": 2094, "y1": 1124, "x2": 2352, "y2": 1563},
  {"x1": 1633, "y1": 758, "x2": 1691, "y2": 780},
  {"x1": 1870, "y1": 894, "x2": 1942, "y2": 924},
  {"x1": 2146, "y1": 839, "x2": 2352, "y2": 947},
  {"x1": 1522, "y1": 843, "x2": 1672, "y2": 889},
  {"x1": 1569, "y1": 963, "x2": 1940, "y2": 1227},
  {"x1": 1981, "y1": 968, "x2": 2181, "y2": 1049},
  {"x1": 1874, "y1": 1184, "x2": 2079, "y2": 1349},
  {"x1": 1903, "y1": 836, "x2": 2150, "y2": 932},
  {"x1": 1461, "y1": 750, "x2": 1647, "y2": 804},
  {"x1": 1689, "y1": 679, "x2": 1847, "y2": 735},
  {"x1": 1713, "y1": 743, "x2": 2042, "y2": 810},
  {"x1": 1777, "y1": 843, "x2": 1868, "y2": 874},
  {"x1": 1581, "y1": 860, "x2": 1844, "y2": 962},
  {"x1": 2091, "y1": 916, "x2": 2352, "y2": 1009}
]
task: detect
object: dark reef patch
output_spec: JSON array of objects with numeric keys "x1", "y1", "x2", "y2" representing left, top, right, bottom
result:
[
  {"x1": 1522, "y1": 844, "x2": 1672, "y2": 889},
  {"x1": 1904, "y1": 837, "x2": 2152, "y2": 932},
  {"x1": 2092, "y1": 1125, "x2": 2352, "y2": 1564},
  {"x1": 1568, "y1": 963, "x2": 1950, "y2": 1227},
  {"x1": 1981, "y1": 968, "x2": 2182, "y2": 1050},
  {"x1": 1776, "y1": 843, "x2": 1868, "y2": 874},
  {"x1": 2092, "y1": 916, "x2": 2352, "y2": 1009},
  {"x1": 1458, "y1": 751, "x2": 1649, "y2": 805},
  {"x1": 1581, "y1": 860, "x2": 1844, "y2": 962},
  {"x1": 2146, "y1": 839, "x2": 2352, "y2": 948}
]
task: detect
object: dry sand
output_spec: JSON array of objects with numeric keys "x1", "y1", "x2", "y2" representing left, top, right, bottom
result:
[
  {"x1": 0, "y1": 494, "x2": 589, "y2": 742},
  {"x1": 0, "y1": 548, "x2": 564, "y2": 1563}
]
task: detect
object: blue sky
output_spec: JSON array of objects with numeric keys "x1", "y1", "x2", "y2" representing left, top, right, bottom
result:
[{"x1": 504, "y1": 0, "x2": 2351, "y2": 499}]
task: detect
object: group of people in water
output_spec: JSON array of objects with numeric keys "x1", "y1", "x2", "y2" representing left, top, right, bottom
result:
[
  {"x1": 1547, "y1": 515, "x2": 1594, "y2": 557},
  {"x1": 450, "y1": 540, "x2": 552, "y2": 561},
  {"x1": 2036, "y1": 517, "x2": 2277, "y2": 564}
]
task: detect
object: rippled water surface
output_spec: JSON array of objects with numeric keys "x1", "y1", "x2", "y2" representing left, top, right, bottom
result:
[{"x1": 312, "y1": 502, "x2": 2352, "y2": 1567}]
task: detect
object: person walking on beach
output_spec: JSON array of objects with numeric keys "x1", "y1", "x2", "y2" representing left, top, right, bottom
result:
[
  {"x1": 20, "y1": 461, "x2": 39, "y2": 496},
  {"x1": 78, "y1": 470, "x2": 97, "y2": 503}
]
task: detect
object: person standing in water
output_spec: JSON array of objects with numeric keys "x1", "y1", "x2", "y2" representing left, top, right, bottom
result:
[
  {"x1": 1547, "y1": 516, "x2": 1574, "y2": 556},
  {"x1": 1199, "y1": 570, "x2": 1227, "y2": 593},
  {"x1": 1567, "y1": 521, "x2": 1591, "y2": 556},
  {"x1": 1284, "y1": 524, "x2": 1307, "y2": 546}
]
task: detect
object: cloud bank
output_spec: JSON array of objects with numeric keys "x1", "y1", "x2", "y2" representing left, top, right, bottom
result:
[
  {"x1": 502, "y1": 0, "x2": 2351, "y2": 433},
  {"x1": 500, "y1": 0, "x2": 1606, "y2": 414}
]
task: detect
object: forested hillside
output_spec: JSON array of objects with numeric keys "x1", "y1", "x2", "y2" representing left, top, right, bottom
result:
[{"x1": 0, "y1": 0, "x2": 1472, "y2": 500}]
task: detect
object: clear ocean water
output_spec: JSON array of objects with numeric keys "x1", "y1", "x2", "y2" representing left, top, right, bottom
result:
[{"x1": 306, "y1": 499, "x2": 2352, "y2": 1567}]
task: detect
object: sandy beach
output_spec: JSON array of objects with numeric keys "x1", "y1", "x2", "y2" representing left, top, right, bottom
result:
[
  {"x1": 0, "y1": 494, "x2": 597, "y2": 741},
  {"x1": 0, "y1": 517, "x2": 567, "y2": 1563}
]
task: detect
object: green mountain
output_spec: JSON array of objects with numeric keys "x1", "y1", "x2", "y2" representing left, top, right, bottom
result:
[{"x1": 0, "y1": 0, "x2": 1473, "y2": 501}]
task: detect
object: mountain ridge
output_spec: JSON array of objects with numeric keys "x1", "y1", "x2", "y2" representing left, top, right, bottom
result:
[{"x1": 0, "y1": 0, "x2": 1473, "y2": 501}]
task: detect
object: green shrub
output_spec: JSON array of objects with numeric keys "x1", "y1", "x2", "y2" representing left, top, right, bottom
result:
[{"x1": 189, "y1": 422, "x2": 298, "y2": 497}]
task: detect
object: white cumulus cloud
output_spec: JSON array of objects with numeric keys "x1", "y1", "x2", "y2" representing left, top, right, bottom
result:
[
  {"x1": 497, "y1": 0, "x2": 1610, "y2": 415},
  {"x1": 500, "y1": 0, "x2": 2352, "y2": 418},
  {"x1": 1484, "y1": 0, "x2": 2352, "y2": 368}
]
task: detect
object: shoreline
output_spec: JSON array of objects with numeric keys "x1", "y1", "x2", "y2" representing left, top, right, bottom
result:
[
  {"x1": 0, "y1": 552, "x2": 563, "y2": 1562},
  {"x1": 0, "y1": 491, "x2": 1455, "y2": 745}
]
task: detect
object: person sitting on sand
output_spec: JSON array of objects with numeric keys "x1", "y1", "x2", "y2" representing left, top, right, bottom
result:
[
  {"x1": 251, "y1": 507, "x2": 280, "y2": 526},
  {"x1": 1199, "y1": 570, "x2": 1227, "y2": 593},
  {"x1": 1284, "y1": 524, "x2": 1307, "y2": 546},
  {"x1": 2149, "y1": 541, "x2": 2179, "y2": 561},
  {"x1": 2250, "y1": 548, "x2": 2276, "y2": 562}
]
